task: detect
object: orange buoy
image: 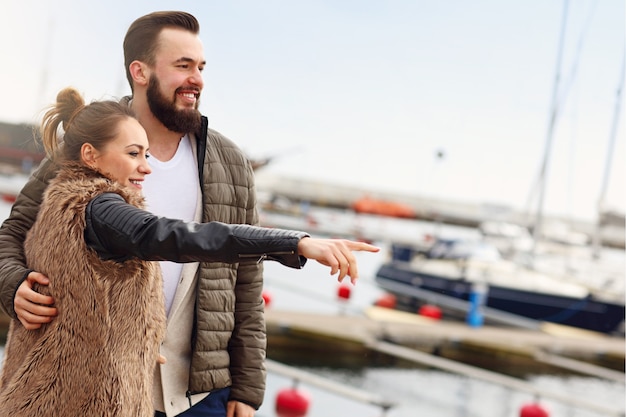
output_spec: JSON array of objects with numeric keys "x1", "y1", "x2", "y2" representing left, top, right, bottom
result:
[
  {"x1": 275, "y1": 387, "x2": 310, "y2": 417},
  {"x1": 262, "y1": 290, "x2": 272, "y2": 309},
  {"x1": 418, "y1": 304, "x2": 442, "y2": 320},
  {"x1": 375, "y1": 293, "x2": 397, "y2": 309},
  {"x1": 520, "y1": 402, "x2": 550, "y2": 417},
  {"x1": 337, "y1": 284, "x2": 351, "y2": 301}
]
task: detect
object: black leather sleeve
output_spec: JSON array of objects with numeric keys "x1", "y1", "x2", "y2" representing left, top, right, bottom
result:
[{"x1": 85, "y1": 193, "x2": 308, "y2": 268}]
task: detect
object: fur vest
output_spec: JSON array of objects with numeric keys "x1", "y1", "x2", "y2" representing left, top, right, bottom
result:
[{"x1": 0, "y1": 164, "x2": 166, "y2": 417}]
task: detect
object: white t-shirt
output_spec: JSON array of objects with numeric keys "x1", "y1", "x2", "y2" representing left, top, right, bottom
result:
[{"x1": 142, "y1": 135, "x2": 199, "y2": 315}]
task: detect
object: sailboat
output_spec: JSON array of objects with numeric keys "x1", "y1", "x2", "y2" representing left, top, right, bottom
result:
[{"x1": 374, "y1": 0, "x2": 625, "y2": 335}]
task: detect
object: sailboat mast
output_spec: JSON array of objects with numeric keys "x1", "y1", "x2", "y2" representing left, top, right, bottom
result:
[
  {"x1": 591, "y1": 48, "x2": 625, "y2": 258},
  {"x1": 531, "y1": 0, "x2": 570, "y2": 260}
]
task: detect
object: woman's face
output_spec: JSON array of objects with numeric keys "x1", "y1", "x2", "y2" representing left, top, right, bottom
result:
[{"x1": 87, "y1": 117, "x2": 151, "y2": 193}]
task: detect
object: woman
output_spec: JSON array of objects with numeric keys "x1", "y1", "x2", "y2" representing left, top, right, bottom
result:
[{"x1": 0, "y1": 87, "x2": 378, "y2": 416}]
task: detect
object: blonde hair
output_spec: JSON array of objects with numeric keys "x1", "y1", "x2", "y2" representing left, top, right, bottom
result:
[{"x1": 40, "y1": 87, "x2": 136, "y2": 162}]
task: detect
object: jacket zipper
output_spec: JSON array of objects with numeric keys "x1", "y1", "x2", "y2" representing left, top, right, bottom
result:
[{"x1": 238, "y1": 251, "x2": 296, "y2": 263}]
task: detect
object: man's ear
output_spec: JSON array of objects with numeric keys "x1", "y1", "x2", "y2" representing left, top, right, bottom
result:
[
  {"x1": 129, "y1": 61, "x2": 149, "y2": 87},
  {"x1": 81, "y1": 143, "x2": 99, "y2": 168}
]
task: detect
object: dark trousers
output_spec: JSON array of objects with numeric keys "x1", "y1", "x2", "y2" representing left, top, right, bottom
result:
[{"x1": 155, "y1": 387, "x2": 231, "y2": 417}]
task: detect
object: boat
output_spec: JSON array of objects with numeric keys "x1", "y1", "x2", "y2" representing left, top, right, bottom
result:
[
  {"x1": 478, "y1": 220, "x2": 534, "y2": 256},
  {"x1": 375, "y1": 237, "x2": 625, "y2": 335},
  {"x1": 375, "y1": 4, "x2": 626, "y2": 336},
  {"x1": 351, "y1": 195, "x2": 416, "y2": 218}
]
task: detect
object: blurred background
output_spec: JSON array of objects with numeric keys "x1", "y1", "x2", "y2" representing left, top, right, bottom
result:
[
  {"x1": 0, "y1": 0, "x2": 624, "y2": 222},
  {"x1": 0, "y1": 1, "x2": 624, "y2": 416}
]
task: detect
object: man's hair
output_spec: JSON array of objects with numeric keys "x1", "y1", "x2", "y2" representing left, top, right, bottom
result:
[{"x1": 123, "y1": 11, "x2": 200, "y2": 92}]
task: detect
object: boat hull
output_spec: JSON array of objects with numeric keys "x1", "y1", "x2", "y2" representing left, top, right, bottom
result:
[{"x1": 376, "y1": 263, "x2": 625, "y2": 335}]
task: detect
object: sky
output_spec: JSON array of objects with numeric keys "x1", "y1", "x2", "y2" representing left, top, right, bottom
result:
[{"x1": 0, "y1": 0, "x2": 624, "y2": 223}]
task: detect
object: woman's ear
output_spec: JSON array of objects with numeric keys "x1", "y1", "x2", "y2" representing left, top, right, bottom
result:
[
  {"x1": 81, "y1": 143, "x2": 99, "y2": 168},
  {"x1": 129, "y1": 61, "x2": 149, "y2": 87}
]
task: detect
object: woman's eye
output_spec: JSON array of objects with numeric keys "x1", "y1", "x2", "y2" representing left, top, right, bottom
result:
[{"x1": 129, "y1": 151, "x2": 139, "y2": 157}]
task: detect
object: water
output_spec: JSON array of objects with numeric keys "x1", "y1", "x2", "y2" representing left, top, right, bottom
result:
[
  {"x1": 261, "y1": 369, "x2": 624, "y2": 417},
  {"x1": 254, "y1": 239, "x2": 625, "y2": 417},
  {"x1": 0, "y1": 340, "x2": 619, "y2": 417},
  {"x1": 1, "y1": 322, "x2": 623, "y2": 417}
]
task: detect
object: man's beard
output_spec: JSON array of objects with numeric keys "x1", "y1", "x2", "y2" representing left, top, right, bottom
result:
[{"x1": 146, "y1": 76, "x2": 202, "y2": 134}]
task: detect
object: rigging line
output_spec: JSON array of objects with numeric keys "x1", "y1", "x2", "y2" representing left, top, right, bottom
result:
[
  {"x1": 592, "y1": 44, "x2": 625, "y2": 259},
  {"x1": 597, "y1": 46, "x2": 624, "y2": 209},
  {"x1": 554, "y1": 0, "x2": 599, "y2": 111},
  {"x1": 524, "y1": 0, "x2": 597, "y2": 221},
  {"x1": 523, "y1": 0, "x2": 574, "y2": 221},
  {"x1": 530, "y1": 0, "x2": 570, "y2": 259},
  {"x1": 557, "y1": 0, "x2": 598, "y2": 223}
]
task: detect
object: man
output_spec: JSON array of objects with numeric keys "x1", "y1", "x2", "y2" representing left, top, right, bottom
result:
[{"x1": 0, "y1": 11, "x2": 374, "y2": 417}]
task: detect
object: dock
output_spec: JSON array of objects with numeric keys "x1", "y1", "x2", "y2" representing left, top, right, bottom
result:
[
  {"x1": 265, "y1": 307, "x2": 625, "y2": 415},
  {"x1": 265, "y1": 307, "x2": 625, "y2": 373}
]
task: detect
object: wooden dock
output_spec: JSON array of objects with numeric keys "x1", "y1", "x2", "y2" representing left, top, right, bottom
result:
[
  {"x1": 265, "y1": 307, "x2": 626, "y2": 416},
  {"x1": 265, "y1": 307, "x2": 625, "y2": 374}
]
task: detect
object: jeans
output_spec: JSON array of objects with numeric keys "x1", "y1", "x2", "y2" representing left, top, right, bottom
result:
[{"x1": 155, "y1": 387, "x2": 231, "y2": 417}]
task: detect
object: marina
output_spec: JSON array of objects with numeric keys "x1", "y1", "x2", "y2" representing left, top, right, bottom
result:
[
  {"x1": 1, "y1": 169, "x2": 625, "y2": 417},
  {"x1": 0, "y1": 1, "x2": 624, "y2": 415},
  {"x1": 257, "y1": 248, "x2": 624, "y2": 417},
  {"x1": 1, "y1": 261, "x2": 625, "y2": 417}
]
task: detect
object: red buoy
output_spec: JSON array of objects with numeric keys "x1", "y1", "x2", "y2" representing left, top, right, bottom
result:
[
  {"x1": 520, "y1": 402, "x2": 550, "y2": 417},
  {"x1": 262, "y1": 291, "x2": 272, "y2": 309},
  {"x1": 275, "y1": 387, "x2": 311, "y2": 417},
  {"x1": 337, "y1": 284, "x2": 351, "y2": 301},
  {"x1": 1, "y1": 194, "x2": 16, "y2": 203},
  {"x1": 418, "y1": 304, "x2": 442, "y2": 320},
  {"x1": 375, "y1": 293, "x2": 397, "y2": 309}
]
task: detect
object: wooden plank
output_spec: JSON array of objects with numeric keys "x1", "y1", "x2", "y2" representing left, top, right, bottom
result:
[{"x1": 533, "y1": 351, "x2": 625, "y2": 383}]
